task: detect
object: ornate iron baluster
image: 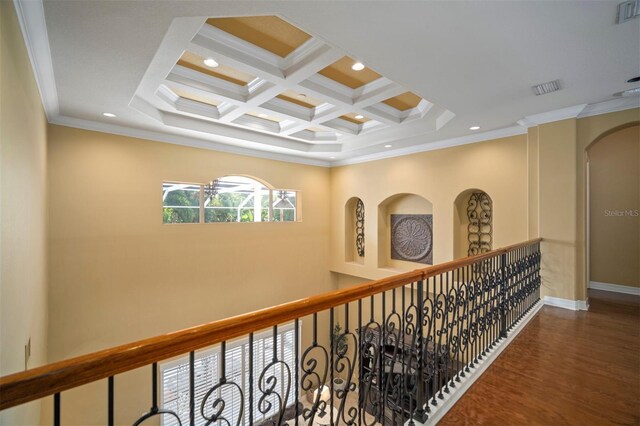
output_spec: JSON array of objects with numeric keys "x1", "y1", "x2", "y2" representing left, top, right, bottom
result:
[
  {"x1": 360, "y1": 295, "x2": 382, "y2": 426},
  {"x1": 335, "y1": 304, "x2": 358, "y2": 425},
  {"x1": 382, "y1": 290, "x2": 403, "y2": 423},
  {"x1": 54, "y1": 393, "x2": 60, "y2": 426},
  {"x1": 249, "y1": 333, "x2": 254, "y2": 426},
  {"x1": 133, "y1": 363, "x2": 182, "y2": 426},
  {"x1": 301, "y1": 313, "x2": 328, "y2": 424},
  {"x1": 257, "y1": 326, "x2": 290, "y2": 426},
  {"x1": 200, "y1": 342, "x2": 243, "y2": 426},
  {"x1": 421, "y1": 278, "x2": 435, "y2": 415},
  {"x1": 108, "y1": 376, "x2": 114, "y2": 426},
  {"x1": 189, "y1": 352, "x2": 195, "y2": 426},
  {"x1": 294, "y1": 319, "x2": 300, "y2": 426}
]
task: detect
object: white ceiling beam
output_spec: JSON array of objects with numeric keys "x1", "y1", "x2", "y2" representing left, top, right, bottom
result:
[
  {"x1": 283, "y1": 44, "x2": 344, "y2": 83},
  {"x1": 187, "y1": 37, "x2": 410, "y2": 126}
]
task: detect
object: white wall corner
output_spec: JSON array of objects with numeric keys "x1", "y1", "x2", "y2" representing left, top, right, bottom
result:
[
  {"x1": 543, "y1": 295, "x2": 589, "y2": 311},
  {"x1": 589, "y1": 281, "x2": 640, "y2": 296}
]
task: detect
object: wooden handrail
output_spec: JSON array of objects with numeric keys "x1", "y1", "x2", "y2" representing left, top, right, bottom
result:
[{"x1": 0, "y1": 238, "x2": 541, "y2": 410}]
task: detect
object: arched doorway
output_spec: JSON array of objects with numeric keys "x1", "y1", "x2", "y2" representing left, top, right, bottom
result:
[{"x1": 586, "y1": 124, "x2": 640, "y2": 293}]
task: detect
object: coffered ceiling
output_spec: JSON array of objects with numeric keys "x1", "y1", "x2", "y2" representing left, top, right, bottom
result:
[
  {"x1": 138, "y1": 14, "x2": 440, "y2": 152},
  {"x1": 16, "y1": 1, "x2": 640, "y2": 166}
]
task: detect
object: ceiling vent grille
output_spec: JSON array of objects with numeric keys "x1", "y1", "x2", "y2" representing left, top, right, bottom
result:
[
  {"x1": 617, "y1": 0, "x2": 640, "y2": 23},
  {"x1": 532, "y1": 80, "x2": 561, "y2": 96}
]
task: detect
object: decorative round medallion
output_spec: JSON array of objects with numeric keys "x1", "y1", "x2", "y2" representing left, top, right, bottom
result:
[{"x1": 391, "y1": 216, "x2": 433, "y2": 261}]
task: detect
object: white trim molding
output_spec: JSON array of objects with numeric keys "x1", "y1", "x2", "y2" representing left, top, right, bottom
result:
[
  {"x1": 12, "y1": 0, "x2": 640, "y2": 167},
  {"x1": 419, "y1": 301, "x2": 543, "y2": 425},
  {"x1": 589, "y1": 281, "x2": 640, "y2": 296},
  {"x1": 578, "y1": 97, "x2": 640, "y2": 118},
  {"x1": 333, "y1": 125, "x2": 527, "y2": 166},
  {"x1": 543, "y1": 295, "x2": 589, "y2": 311},
  {"x1": 517, "y1": 104, "x2": 588, "y2": 128},
  {"x1": 13, "y1": 0, "x2": 59, "y2": 119},
  {"x1": 51, "y1": 115, "x2": 331, "y2": 167}
]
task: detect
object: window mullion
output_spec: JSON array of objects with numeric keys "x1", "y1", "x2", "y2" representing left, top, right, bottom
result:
[{"x1": 199, "y1": 185, "x2": 204, "y2": 224}]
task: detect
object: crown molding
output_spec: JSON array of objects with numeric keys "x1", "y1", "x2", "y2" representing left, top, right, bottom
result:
[
  {"x1": 332, "y1": 125, "x2": 527, "y2": 166},
  {"x1": 13, "y1": 0, "x2": 59, "y2": 119},
  {"x1": 577, "y1": 96, "x2": 640, "y2": 118},
  {"x1": 50, "y1": 115, "x2": 331, "y2": 168},
  {"x1": 14, "y1": 0, "x2": 640, "y2": 168},
  {"x1": 517, "y1": 104, "x2": 587, "y2": 128}
]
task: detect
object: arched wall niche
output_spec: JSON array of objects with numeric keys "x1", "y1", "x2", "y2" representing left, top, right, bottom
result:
[
  {"x1": 453, "y1": 189, "x2": 493, "y2": 260},
  {"x1": 377, "y1": 193, "x2": 433, "y2": 269},
  {"x1": 344, "y1": 197, "x2": 365, "y2": 264}
]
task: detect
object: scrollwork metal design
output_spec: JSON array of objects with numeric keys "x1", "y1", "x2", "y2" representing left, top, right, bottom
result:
[
  {"x1": 467, "y1": 192, "x2": 492, "y2": 256},
  {"x1": 300, "y1": 343, "x2": 328, "y2": 424},
  {"x1": 258, "y1": 359, "x2": 291, "y2": 426},
  {"x1": 133, "y1": 408, "x2": 182, "y2": 426},
  {"x1": 200, "y1": 379, "x2": 244, "y2": 426},
  {"x1": 355, "y1": 199, "x2": 365, "y2": 258},
  {"x1": 334, "y1": 328, "x2": 358, "y2": 425},
  {"x1": 360, "y1": 322, "x2": 383, "y2": 425}
]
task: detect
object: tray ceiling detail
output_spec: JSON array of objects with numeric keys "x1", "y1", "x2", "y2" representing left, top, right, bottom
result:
[{"x1": 132, "y1": 15, "x2": 453, "y2": 153}]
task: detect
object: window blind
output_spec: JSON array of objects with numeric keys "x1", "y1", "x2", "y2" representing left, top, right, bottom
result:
[{"x1": 160, "y1": 323, "x2": 297, "y2": 426}]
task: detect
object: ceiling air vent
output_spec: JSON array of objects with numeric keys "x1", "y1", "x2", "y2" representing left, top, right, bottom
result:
[
  {"x1": 532, "y1": 80, "x2": 561, "y2": 96},
  {"x1": 617, "y1": 0, "x2": 640, "y2": 23}
]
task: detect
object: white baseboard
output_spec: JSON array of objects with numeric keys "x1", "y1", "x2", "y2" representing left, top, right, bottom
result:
[
  {"x1": 415, "y1": 300, "x2": 543, "y2": 425},
  {"x1": 543, "y1": 296, "x2": 589, "y2": 311},
  {"x1": 589, "y1": 281, "x2": 640, "y2": 296}
]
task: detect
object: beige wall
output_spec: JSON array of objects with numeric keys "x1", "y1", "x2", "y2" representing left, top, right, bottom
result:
[
  {"x1": 527, "y1": 126, "x2": 539, "y2": 239},
  {"x1": 46, "y1": 125, "x2": 334, "y2": 424},
  {"x1": 588, "y1": 125, "x2": 639, "y2": 287},
  {"x1": 0, "y1": 1, "x2": 49, "y2": 424},
  {"x1": 537, "y1": 119, "x2": 579, "y2": 300},
  {"x1": 524, "y1": 109, "x2": 640, "y2": 302},
  {"x1": 330, "y1": 134, "x2": 529, "y2": 280}
]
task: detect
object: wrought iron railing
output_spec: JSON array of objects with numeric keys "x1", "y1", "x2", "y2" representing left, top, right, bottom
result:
[{"x1": 0, "y1": 238, "x2": 542, "y2": 425}]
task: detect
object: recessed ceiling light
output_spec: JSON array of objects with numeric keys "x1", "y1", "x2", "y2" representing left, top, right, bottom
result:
[
  {"x1": 355, "y1": 114, "x2": 364, "y2": 119},
  {"x1": 203, "y1": 58, "x2": 219, "y2": 68},
  {"x1": 329, "y1": 156, "x2": 336, "y2": 159},
  {"x1": 298, "y1": 93, "x2": 307, "y2": 98},
  {"x1": 470, "y1": 126, "x2": 480, "y2": 130},
  {"x1": 102, "y1": 112, "x2": 116, "y2": 118},
  {"x1": 384, "y1": 144, "x2": 392, "y2": 148},
  {"x1": 258, "y1": 113, "x2": 268, "y2": 118},
  {"x1": 351, "y1": 62, "x2": 365, "y2": 71}
]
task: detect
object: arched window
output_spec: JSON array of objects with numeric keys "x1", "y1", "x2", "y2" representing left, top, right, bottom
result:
[
  {"x1": 204, "y1": 176, "x2": 270, "y2": 223},
  {"x1": 162, "y1": 176, "x2": 299, "y2": 224}
]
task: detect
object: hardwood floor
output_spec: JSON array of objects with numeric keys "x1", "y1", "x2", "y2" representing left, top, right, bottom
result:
[{"x1": 439, "y1": 289, "x2": 640, "y2": 426}]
